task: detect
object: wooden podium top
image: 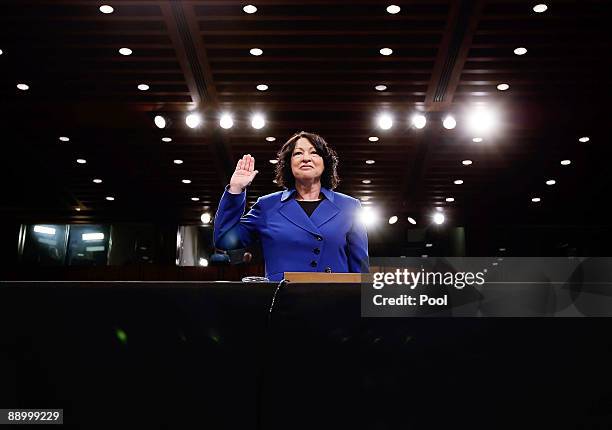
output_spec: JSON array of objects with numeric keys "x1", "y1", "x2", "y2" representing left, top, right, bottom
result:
[{"x1": 283, "y1": 272, "x2": 363, "y2": 283}]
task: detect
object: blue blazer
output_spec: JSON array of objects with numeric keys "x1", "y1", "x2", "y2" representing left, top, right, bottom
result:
[{"x1": 213, "y1": 186, "x2": 369, "y2": 281}]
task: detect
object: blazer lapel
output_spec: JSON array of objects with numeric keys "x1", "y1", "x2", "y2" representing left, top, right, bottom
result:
[
  {"x1": 279, "y1": 199, "x2": 322, "y2": 236},
  {"x1": 310, "y1": 198, "x2": 340, "y2": 228}
]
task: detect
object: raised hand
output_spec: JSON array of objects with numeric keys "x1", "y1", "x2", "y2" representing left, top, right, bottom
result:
[{"x1": 229, "y1": 154, "x2": 259, "y2": 194}]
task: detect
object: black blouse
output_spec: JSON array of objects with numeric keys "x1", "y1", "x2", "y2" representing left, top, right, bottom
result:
[{"x1": 296, "y1": 196, "x2": 324, "y2": 217}]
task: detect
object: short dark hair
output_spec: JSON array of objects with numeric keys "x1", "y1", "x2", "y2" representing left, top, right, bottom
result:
[{"x1": 274, "y1": 131, "x2": 340, "y2": 190}]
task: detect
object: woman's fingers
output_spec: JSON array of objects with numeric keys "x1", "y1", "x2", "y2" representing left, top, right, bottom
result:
[{"x1": 236, "y1": 154, "x2": 256, "y2": 173}]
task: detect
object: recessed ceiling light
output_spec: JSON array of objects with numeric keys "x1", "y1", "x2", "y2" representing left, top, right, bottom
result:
[
  {"x1": 251, "y1": 113, "x2": 266, "y2": 129},
  {"x1": 362, "y1": 179, "x2": 371, "y2": 184},
  {"x1": 269, "y1": 159, "x2": 278, "y2": 164},
  {"x1": 368, "y1": 136, "x2": 379, "y2": 142},
  {"x1": 388, "y1": 215, "x2": 398, "y2": 224},
  {"x1": 454, "y1": 179, "x2": 464, "y2": 185},
  {"x1": 386, "y1": 5, "x2": 401, "y2": 14},
  {"x1": 185, "y1": 113, "x2": 202, "y2": 128},
  {"x1": 442, "y1": 115, "x2": 456, "y2": 129},
  {"x1": 173, "y1": 159, "x2": 183, "y2": 164},
  {"x1": 531, "y1": 197, "x2": 541, "y2": 202},
  {"x1": 75, "y1": 207, "x2": 81, "y2": 211},
  {"x1": 578, "y1": 136, "x2": 590, "y2": 143},
  {"x1": 137, "y1": 84, "x2": 149, "y2": 91},
  {"x1": 425, "y1": 243, "x2": 433, "y2": 247},
  {"x1": 433, "y1": 212, "x2": 445, "y2": 225},
  {"x1": 181, "y1": 179, "x2": 191, "y2": 184},
  {"x1": 191, "y1": 197, "x2": 200, "y2": 201},
  {"x1": 560, "y1": 159, "x2": 571, "y2": 166},
  {"x1": 17, "y1": 83, "x2": 29, "y2": 91},
  {"x1": 445, "y1": 197, "x2": 455, "y2": 202},
  {"x1": 154, "y1": 115, "x2": 166, "y2": 129},
  {"x1": 379, "y1": 47, "x2": 393, "y2": 56},
  {"x1": 266, "y1": 136, "x2": 276, "y2": 142},
  {"x1": 119, "y1": 47, "x2": 132, "y2": 56},
  {"x1": 219, "y1": 113, "x2": 234, "y2": 129},
  {"x1": 407, "y1": 217, "x2": 417, "y2": 225},
  {"x1": 499, "y1": 247, "x2": 506, "y2": 252},
  {"x1": 497, "y1": 83, "x2": 510, "y2": 91},
  {"x1": 365, "y1": 159, "x2": 375, "y2": 164},
  {"x1": 105, "y1": 196, "x2": 115, "y2": 201},
  {"x1": 93, "y1": 178, "x2": 102, "y2": 183},
  {"x1": 76, "y1": 158, "x2": 87, "y2": 164},
  {"x1": 256, "y1": 84, "x2": 268, "y2": 91},
  {"x1": 412, "y1": 114, "x2": 427, "y2": 129},
  {"x1": 361, "y1": 196, "x2": 370, "y2": 201},
  {"x1": 377, "y1": 113, "x2": 393, "y2": 130},
  {"x1": 375, "y1": 84, "x2": 387, "y2": 91},
  {"x1": 462, "y1": 159, "x2": 473, "y2": 165},
  {"x1": 546, "y1": 179, "x2": 556, "y2": 185},
  {"x1": 99, "y1": 5, "x2": 114, "y2": 14},
  {"x1": 250, "y1": 48, "x2": 263, "y2": 56},
  {"x1": 533, "y1": 4, "x2": 548, "y2": 13},
  {"x1": 243, "y1": 4, "x2": 257, "y2": 14},
  {"x1": 514, "y1": 47, "x2": 527, "y2": 56},
  {"x1": 161, "y1": 137, "x2": 172, "y2": 142},
  {"x1": 59, "y1": 136, "x2": 70, "y2": 142},
  {"x1": 472, "y1": 137, "x2": 483, "y2": 142}
]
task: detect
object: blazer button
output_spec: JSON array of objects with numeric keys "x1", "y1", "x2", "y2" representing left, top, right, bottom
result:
[
  {"x1": 313, "y1": 247, "x2": 320, "y2": 255},
  {"x1": 325, "y1": 267, "x2": 332, "y2": 273},
  {"x1": 315, "y1": 235, "x2": 323, "y2": 241},
  {"x1": 310, "y1": 260, "x2": 317, "y2": 268}
]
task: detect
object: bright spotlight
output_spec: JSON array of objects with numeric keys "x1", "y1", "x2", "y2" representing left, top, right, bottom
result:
[
  {"x1": 201, "y1": 212, "x2": 212, "y2": 224},
  {"x1": 359, "y1": 206, "x2": 379, "y2": 227},
  {"x1": 412, "y1": 114, "x2": 427, "y2": 129},
  {"x1": 533, "y1": 4, "x2": 548, "y2": 13},
  {"x1": 219, "y1": 113, "x2": 234, "y2": 129},
  {"x1": 251, "y1": 113, "x2": 266, "y2": 129},
  {"x1": 467, "y1": 107, "x2": 498, "y2": 135},
  {"x1": 154, "y1": 115, "x2": 166, "y2": 129},
  {"x1": 377, "y1": 113, "x2": 393, "y2": 130},
  {"x1": 243, "y1": 4, "x2": 257, "y2": 14},
  {"x1": 388, "y1": 216, "x2": 398, "y2": 224},
  {"x1": 442, "y1": 115, "x2": 456, "y2": 129},
  {"x1": 432, "y1": 212, "x2": 445, "y2": 225},
  {"x1": 99, "y1": 5, "x2": 114, "y2": 14},
  {"x1": 186, "y1": 113, "x2": 202, "y2": 128}
]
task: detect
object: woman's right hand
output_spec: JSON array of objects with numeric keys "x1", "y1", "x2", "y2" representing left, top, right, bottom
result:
[{"x1": 228, "y1": 154, "x2": 259, "y2": 194}]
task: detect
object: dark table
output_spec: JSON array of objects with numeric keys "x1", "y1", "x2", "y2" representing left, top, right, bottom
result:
[{"x1": 1, "y1": 281, "x2": 611, "y2": 429}]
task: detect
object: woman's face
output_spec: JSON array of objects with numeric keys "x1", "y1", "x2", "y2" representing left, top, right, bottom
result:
[{"x1": 290, "y1": 137, "x2": 325, "y2": 184}]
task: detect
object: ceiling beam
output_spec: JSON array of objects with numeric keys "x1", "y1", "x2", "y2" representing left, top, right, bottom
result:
[
  {"x1": 402, "y1": 0, "x2": 485, "y2": 211},
  {"x1": 159, "y1": 0, "x2": 233, "y2": 188}
]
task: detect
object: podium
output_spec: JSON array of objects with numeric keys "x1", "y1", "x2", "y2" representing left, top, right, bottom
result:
[{"x1": 283, "y1": 271, "x2": 363, "y2": 283}]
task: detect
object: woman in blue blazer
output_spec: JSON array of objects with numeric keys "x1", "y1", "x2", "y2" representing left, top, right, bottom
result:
[{"x1": 214, "y1": 131, "x2": 369, "y2": 281}]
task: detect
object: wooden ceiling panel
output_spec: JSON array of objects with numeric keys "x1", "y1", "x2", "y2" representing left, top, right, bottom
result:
[{"x1": 0, "y1": 0, "x2": 609, "y2": 226}]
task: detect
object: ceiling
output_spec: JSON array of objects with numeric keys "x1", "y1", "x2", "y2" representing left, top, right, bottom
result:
[{"x1": 0, "y1": 0, "x2": 610, "y2": 228}]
